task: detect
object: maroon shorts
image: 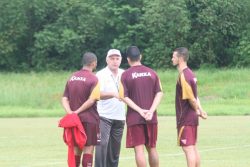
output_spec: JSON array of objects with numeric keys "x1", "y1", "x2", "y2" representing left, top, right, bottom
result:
[
  {"x1": 82, "y1": 122, "x2": 100, "y2": 146},
  {"x1": 126, "y1": 124, "x2": 157, "y2": 148},
  {"x1": 177, "y1": 126, "x2": 197, "y2": 146}
]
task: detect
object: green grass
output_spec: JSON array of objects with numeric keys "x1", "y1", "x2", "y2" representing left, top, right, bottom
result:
[
  {"x1": 0, "y1": 106, "x2": 61, "y2": 117},
  {"x1": 0, "y1": 71, "x2": 70, "y2": 108},
  {"x1": 0, "y1": 69, "x2": 250, "y2": 117},
  {"x1": 158, "y1": 68, "x2": 250, "y2": 116},
  {"x1": 0, "y1": 116, "x2": 249, "y2": 167}
]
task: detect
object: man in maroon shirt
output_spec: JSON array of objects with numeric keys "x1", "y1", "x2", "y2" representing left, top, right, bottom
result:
[
  {"x1": 120, "y1": 46, "x2": 163, "y2": 167},
  {"x1": 62, "y1": 52, "x2": 100, "y2": 167},
  {"x1": 172, "y1": 47, "x2": 207, "y2": 167}
]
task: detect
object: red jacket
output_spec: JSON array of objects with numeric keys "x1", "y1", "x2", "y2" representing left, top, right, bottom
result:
[{"x1": 58, "y1": 113, "x2": 87, "y2": 167}]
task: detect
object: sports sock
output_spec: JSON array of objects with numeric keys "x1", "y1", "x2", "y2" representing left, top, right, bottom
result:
[
  {"x1": 82, "y1": 154, "x2": 93, "y2": 167},
  {"x1": 75, "y1": 155, "x2": 81, "y2": 167}
]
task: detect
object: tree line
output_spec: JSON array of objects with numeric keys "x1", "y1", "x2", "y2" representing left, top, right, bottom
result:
[{"x1": 0, "y1": 0, "x2": 250, "y2": 71}]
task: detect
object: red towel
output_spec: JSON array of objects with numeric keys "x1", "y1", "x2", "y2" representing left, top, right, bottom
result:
[{"x1": 58, "y1": 113, "x2": 87, "y2": 167}]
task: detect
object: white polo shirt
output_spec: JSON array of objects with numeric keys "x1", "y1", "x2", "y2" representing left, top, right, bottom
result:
[{"x1": 96, "y1": 67, "x2": 126, "y2": 120}]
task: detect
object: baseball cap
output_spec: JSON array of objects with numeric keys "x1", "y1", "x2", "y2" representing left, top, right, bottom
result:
[
  {"x1": 106, "y1": 49, "x2": 121, "y2": 58},
  {"x1": 126, "y1": 46, "x2": 140, "y2": 58}
]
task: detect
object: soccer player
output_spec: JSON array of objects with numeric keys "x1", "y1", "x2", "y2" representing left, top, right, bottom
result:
[
  {"x1": 95, "y1": 49, "x2": 125, "y2": 167},
  {"x1": 120, "y1": 46, "x2": 163, "y2": 167},
  {"x1": 62, "y1": 52, "x2": 100, "y2": 167},
  {"x1": 171, "y1": 47, "x2": 207, "y2": 167}
]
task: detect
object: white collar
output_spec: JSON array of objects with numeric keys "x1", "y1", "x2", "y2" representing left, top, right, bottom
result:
[{"x1": 105, "y1": 66, "x2": 123, "y2": 77}]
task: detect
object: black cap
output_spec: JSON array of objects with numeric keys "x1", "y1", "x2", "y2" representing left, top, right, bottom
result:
[{"x1": 126, "y1": 46, "x2": 141, "y2": 59}]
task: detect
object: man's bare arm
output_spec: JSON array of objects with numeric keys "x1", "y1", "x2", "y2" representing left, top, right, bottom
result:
[
  {"x1": 122, "y1": 97, "x2": 147, "y2": 118},
  {"x1": 61, "y1": 97, "x2": 72, "y2": 114},
  {"x1": 146, "y1": 92, "x2": 163, "y2": 121},
  {"x1": 100, "y1": 92, "x2": 119, "y2": 100},
  {"x1": 74, "y1": 98, "x2": 96, "y2": 114},
  {"x1": 188, "y1": 97, "x2": 207, "y2": 119}
]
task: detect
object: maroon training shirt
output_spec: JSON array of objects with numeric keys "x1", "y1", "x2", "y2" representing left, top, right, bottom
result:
[
  {"x1": 121, "y1": 65, "x2": 162, "y2": 126},
  {"x1": 175, "y1": 67, "x2": 198, "y2": 128},
  {"x1": 63, "y1": 69, "x2": 100, "y2": 124}
]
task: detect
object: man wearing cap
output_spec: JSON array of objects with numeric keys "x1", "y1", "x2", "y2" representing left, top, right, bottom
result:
[
  {"x1": 95, "y1": 49, "x2": 126, "y2": 167},
  {"x1": 120, "y1": 46, "x2": 163, "y2": 167}
]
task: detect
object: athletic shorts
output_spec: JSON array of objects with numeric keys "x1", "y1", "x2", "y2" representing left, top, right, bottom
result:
[
  {"x1": 82, "y1": 122, "x2": 100, "y2": 146},
  {"x1": 126, "y1": 124, "x2": 157, "y2": 148},
  {"x1": 177, "y1": 126, "x2": 197, "y2": 146}
]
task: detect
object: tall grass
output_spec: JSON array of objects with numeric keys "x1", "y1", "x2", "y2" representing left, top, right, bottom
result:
[
  {"x1": 0, "y1": 72, "x2": 70, "y2": 108},
  {"x1": 0, "y1": 69, "x2": 249, "y2": 117},
  {"x1": 158, "y1": 68, "x2": 250, "y2": 116},
  {"x1": 0, "y1": 71, "x2": 71, "y2": 117}
]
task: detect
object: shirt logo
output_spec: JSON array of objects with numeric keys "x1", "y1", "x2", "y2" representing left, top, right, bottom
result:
[
  {"x1": 132, "y1": 72, "x2": 151, "y2": 79},
  {"x1": 181, "y1": 139, "x2": 187, "y2": 144},
  {"x1": 70, "y1": 76, "x2": 86, "y2": 82}
]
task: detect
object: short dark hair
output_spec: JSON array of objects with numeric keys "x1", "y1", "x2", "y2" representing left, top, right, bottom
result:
[
  {"x1": 174, "y1": 47, "x2": 189, "y2": 62},
  {"x1": 126, "y1": 46, "x2": 141, "y2": 62},
  {"x1": 82, "y1": 52, "x2": 97, "y2": 66}
]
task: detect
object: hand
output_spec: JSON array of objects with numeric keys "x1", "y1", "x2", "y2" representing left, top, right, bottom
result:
[
  {"x1": 67, "y1": 110, "x2": 73, "y2": 114},
  {"x1": 73, "y1": 109, "x2": 81, "y2": 114},
  {"x1": 145, "y1": 110, "x2": 154, "y2": 121},
  {"x1": 112, "y1": 92, "x2": 120, "y2": 99},
  {"x1": 138, "y1": 109, "x2": 148, "y2": 119},
  {"x1": 200, "y1": 111, "x2": 208, "y2": 119},
  {"x1": 196, "y1": 109, "x2": 207, "y2": 119},
  {"x1": 113, "y1": 92, "x2": 123, "y2": 101}
]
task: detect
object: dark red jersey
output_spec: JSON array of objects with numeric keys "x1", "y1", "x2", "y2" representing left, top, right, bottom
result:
[
  {"x1": 121, "y1": 65, "x2": 162, "y2": 126},
  {"x1": 63, "y1": 69, "x2": 100, "y2": 124},
  {"x1": 175, "y1": 67, "x2": 198, "y2": 128}
]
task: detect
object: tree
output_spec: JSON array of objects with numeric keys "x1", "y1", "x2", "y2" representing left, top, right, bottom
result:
[
  {"x1": 142, "y1": 0, "x2": 191, "y2": 68},
  {"x1": 0, "y1": 0, "x2": 28, "y2": 70},
  {"x1": 32, "y1": 0, "x2": 105, "y2": 70},
  {"x1": 97, "y1": 0, "x2": 145, "y2": 52},
  {"x1": 234, "y1": 0, "x2": 250, "y2": 67},
  {"x1": 186, "y1": 0, "x2": 244, "y2": 68},
  {"x1": 0, "y1": 0, "x2": 249, "y2": 71}
]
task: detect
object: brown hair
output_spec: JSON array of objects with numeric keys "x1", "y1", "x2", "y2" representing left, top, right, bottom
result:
[{"x1": 174, "y1": 47, "x2": 189, "y2": 62}]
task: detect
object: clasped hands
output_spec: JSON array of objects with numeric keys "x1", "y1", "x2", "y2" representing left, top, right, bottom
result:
[{"x1": 138, "y1": 109, "x2": 154, "y2": 121}]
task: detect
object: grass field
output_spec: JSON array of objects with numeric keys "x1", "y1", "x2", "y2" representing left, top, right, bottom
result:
[
  {"x1": 0, "y1": 116, "x2": 249, "y2": 167},
  {"x1": 0, "y1": 69, "x2": 250, "y2": 117},
  {"x1": 0, "y1": 69, "x2": 249, "y2": 166}
]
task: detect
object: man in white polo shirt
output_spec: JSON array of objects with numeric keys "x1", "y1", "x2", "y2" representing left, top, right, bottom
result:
[{"x1": 95, "y1": 49, "x2": 126, "y2": 167}]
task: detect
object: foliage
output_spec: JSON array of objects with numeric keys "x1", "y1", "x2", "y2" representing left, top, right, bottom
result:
[
  {"x1": 31, "y1": 0, "x2": 105, "y2": 70},
  {"x1": 0, "y1": 0, "x2": 250, "y2": 71},
  {"x1": 235, "y1": 24, "x2": 250, "y2": 67},
  {"x1": 186, "y1": 0, "x2": 244, "y2": 68},
  {"x1": 0, "y1": 0, "x2": 28, "y2": 70},
  {"x1": 98, "y1": 0, "x2": 146, "y2": 52},
  {"x1": 234, "y1": 0, "x2": 250, "y2": 67},
  {"x1": 142, "y1": 0, "x2": 191, "y2": 68}
]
